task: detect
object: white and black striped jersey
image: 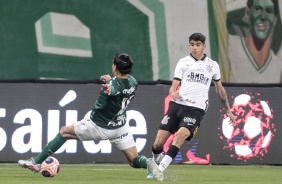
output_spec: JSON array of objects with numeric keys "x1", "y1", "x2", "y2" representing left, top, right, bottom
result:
[{"x1": 173, "y1": 54, "x2": 221, "y2": 111}]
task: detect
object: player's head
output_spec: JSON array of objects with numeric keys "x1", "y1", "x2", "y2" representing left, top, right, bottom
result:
[
  {"x1": 189, "y1": 33, "x2": 206, "y2": 59},
  {"x1": 189, "y1": 33, "x2": 206, "y2": 44},
  {"x1": 112, "y1": 53, "x2": 134, "y2": 75},
  {"x1": 246, "y1": 0, "x2": 278, "y2": 40}
]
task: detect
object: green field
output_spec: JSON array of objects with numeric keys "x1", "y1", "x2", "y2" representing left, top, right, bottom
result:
[{"x1": 1, "y1": 164, "x2": 282, "y2": 184}]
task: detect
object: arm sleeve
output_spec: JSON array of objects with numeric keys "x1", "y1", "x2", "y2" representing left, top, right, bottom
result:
[
  {"x1": 108, "y1": 80, "x2": 121, "y2": 96},
  {"x1": 174, "y1": 60, "x2": 183, "y2": 80},
  {"x1": 212, "y1": 62, "x2": 221, "y2": 81}
]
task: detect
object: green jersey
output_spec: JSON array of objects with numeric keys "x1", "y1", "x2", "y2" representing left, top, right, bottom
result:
[{"x1": 90, "y1": 75, "x2": 138, "y2": 130}]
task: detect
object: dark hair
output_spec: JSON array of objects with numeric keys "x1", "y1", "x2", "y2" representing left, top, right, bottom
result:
[
  {"x1": 113, "y1": 53, "x2": 134, "y2": 75},
  {"x1": 247, "y1": 0, "x2": 279, "y2": 16},
  {"x1": 189, "y1": 33, "x2": 206, "y2": 44}
]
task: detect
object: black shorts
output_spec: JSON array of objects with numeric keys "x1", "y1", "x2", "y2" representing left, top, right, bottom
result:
[{"x1": 159, "y1": 101, "x2": 205, "y2": 141}]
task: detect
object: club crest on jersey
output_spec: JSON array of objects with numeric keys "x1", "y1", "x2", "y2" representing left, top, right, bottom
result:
[
  {"x1": 161, "y1": 115, "x2": 170, "y2": 125},
  {"x1": 206, "y1": 65, "x2": 213, "y2": 73}
]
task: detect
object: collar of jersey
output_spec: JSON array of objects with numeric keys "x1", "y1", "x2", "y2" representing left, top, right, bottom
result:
[{"x1": 190, "y1": 53, "x2": 206, "y2": 61}]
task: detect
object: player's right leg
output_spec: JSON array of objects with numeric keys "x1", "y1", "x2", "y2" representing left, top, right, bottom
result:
[
  {"x1": 146, "y1": 152, "x2": 164, "y2": 178},
  {"x1": 147, "y1": 129, "x2": 171, "y2": 178}
]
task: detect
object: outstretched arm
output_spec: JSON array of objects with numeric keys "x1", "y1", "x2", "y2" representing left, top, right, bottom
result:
[{"x1": 213, "y1": 80, "x2": 235, "y2": 124}]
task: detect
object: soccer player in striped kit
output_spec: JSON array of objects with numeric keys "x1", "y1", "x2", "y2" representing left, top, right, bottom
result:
[{"x1": 147, "y1": 33, "x2": 236, "y2": 181}]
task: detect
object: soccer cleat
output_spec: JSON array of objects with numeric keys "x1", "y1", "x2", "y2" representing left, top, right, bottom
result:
[
  {"x1": 146, "y1": 172, "x2": 154, "y2": 179},
  {"x1": 18, "y1": 157, "x2": 41, "y2": 173},
  {"x1": 146, "y1": 158, "x2": 164, "y2": 181},
  {"x1": 147, "y1": 153, "x2": 164, "y2": 179}
]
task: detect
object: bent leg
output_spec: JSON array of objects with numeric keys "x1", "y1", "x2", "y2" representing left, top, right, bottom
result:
[
  {"x1": 158, "y1": 127, "x2": 191, "y2": 172},
  {"x1": 151, "y1": 129, "x2": 171, "y2": 161},
  {"x1": 111, "y1": 127, "x2": 147, "y2": 169},
  {"x1": 153, "y1": 129, "x2": 171, "y2": 151}
]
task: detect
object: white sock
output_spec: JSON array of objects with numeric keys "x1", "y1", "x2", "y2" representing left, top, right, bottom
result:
[{"x1": 158, "y1": 155, "x2": 172, "y2": 172}]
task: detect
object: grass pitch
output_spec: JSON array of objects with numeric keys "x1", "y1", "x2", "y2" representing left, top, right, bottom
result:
[{"x1": 1, "y1": 163, "x2": 282, "y2": 184}]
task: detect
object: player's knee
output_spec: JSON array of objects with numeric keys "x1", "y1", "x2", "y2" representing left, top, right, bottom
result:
[{"x1": 59, "y1": 126, "x2": 68, "y2": 137}]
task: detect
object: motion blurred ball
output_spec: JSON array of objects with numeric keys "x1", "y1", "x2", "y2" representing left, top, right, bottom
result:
[{"x1": 40, "y1": 156, "x2": 60, "y2": 177}]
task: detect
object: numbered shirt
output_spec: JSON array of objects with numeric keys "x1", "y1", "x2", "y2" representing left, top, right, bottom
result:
[
  {"x1": 173, "y1": 54, "x2": 221, "y2": 111},
  {"x1": 91, "y1": 75, "x2": 138, "y2": 130}
]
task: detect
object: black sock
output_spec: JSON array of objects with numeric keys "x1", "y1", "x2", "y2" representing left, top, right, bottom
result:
[{"x1": 166, "y1": 145, "x2": 179, "y2": 159}]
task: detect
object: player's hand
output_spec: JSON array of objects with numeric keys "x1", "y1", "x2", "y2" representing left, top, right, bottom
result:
[
  {"x1": 227, "y1": 111, "x2": 236, "y2": 125},
  {"x1": 100, "y1": 74, "x2": 111, "y2": 83},
  {"x1": 171, "y1": 91, "x2": 181, "y2": 101},
  {"x1": 101, "y1": 84, "x2": 111, "y2": 95}
]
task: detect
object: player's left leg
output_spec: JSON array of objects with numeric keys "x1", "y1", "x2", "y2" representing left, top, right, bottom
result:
[
  {"x1": 121, "y1": 146, "x2": 147, "y2": 169},
  {"x1": 110, "y1": 126, "x2": 147, "y2": 169}
]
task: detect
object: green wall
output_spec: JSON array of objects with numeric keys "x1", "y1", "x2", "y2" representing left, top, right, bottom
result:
[{"x1": 0, "y1": 0, "x2": 153, "y2": 80}]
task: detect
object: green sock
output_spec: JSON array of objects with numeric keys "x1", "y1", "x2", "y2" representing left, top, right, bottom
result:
[
  {"x1": 34, "y1": 133, "x2": 66, "y2": 164},
  {"x1": 133, "y1": 155, "x2": 147, "y2": 169}
]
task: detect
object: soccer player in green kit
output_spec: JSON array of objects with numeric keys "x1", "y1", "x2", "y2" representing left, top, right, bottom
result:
[{"x1": 18, "y1": 53, "x2": 147, "y2": 172}]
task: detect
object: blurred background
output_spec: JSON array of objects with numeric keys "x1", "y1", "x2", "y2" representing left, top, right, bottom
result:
[
  {"x1": 0, "y1": 0, "x2": 282, "y2": 165},
  {"x1": 1, "y1": 0, "x2": 282, "y2": 83}
]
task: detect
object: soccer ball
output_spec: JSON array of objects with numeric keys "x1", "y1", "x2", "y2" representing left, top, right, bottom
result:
[{"x1": 40, "y1": 156, "x2": 60, "y2": 177}]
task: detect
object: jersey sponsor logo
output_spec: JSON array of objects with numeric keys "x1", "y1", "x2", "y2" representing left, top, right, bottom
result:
[
  {"x1": 183, "y1": 116, "x2": 196, "y2": 125},
  {"x1": 107, "y1": 116, "x2": 125, "y2": 127},
  {"x1": 114, "y1": 132, "x2": 128, "y2": 140},
  {"x1": 187, "y1": 72, "x2": 209, "y2": 85},
  {"x1": 185, "y1": 98, "x2": 196, "y2": 104},
  {"x1": 123, "y1": 86, "x2": 135, "y2": 95},
  {"x1": 161, "y1": 115, "x2": 170, "y2": 124},
  {"x1": 107, "y1": 121, "x2": 123, "y2": 126}
]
